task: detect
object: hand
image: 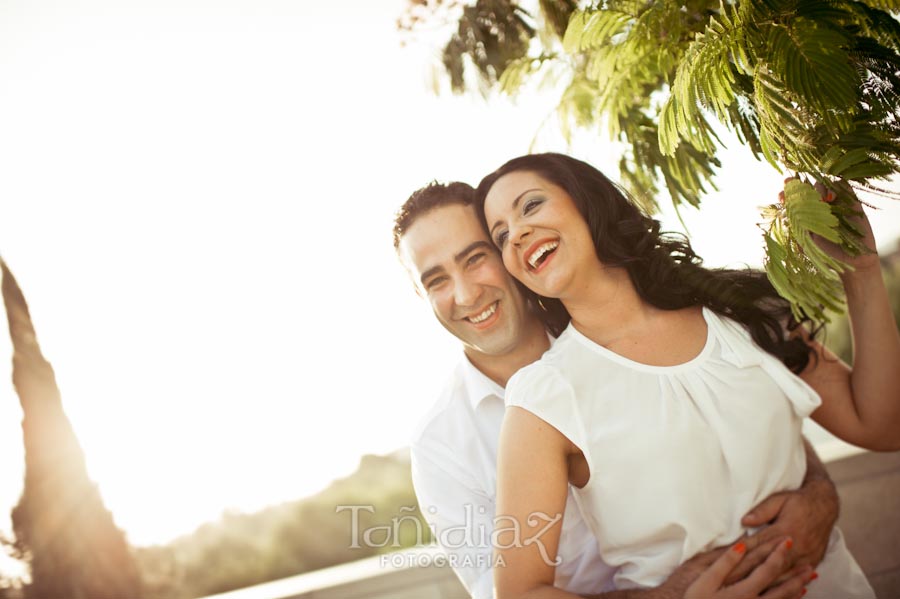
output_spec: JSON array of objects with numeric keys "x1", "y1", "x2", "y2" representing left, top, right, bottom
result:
[
  {"x1": 685, "y1": 539, "x2": 813, "y2": 599},
  {"x1": 726, "y1": 480, "x2": 838, "y2": 584},
  {"x1": 659, "y1": 531, "x2": 794, "y2": 597},
  {"x1": 779, "y1": 177, "x2": 880, "y2": 275}
]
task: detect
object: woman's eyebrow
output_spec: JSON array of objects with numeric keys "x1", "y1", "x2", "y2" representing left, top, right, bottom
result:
[{"x1": 489, "y1": 187, "x2": 542, "y2": 234}]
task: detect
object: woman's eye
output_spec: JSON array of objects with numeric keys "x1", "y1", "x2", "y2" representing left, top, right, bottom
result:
[
  {"x1": 496, "y1": 231, "x2": 509, "y2": 248},
  {"x1": 523, "y1": 198, "x2": 542, "y2": 214}
]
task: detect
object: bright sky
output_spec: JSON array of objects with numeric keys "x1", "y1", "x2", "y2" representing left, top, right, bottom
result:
[{"x1": 1, "y1": 0, "x2": 899, "y2": 561}]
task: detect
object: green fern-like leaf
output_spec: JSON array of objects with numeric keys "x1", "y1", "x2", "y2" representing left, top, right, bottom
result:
[
  {"x1": 761, "y1": 179, "x2": 852, "y2": 322},
  {"x1": 562, "y1": 8, "x2": 632, "y2": 53}
]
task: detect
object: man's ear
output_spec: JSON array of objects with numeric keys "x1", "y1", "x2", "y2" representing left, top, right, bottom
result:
[
  {"x1": 397, "y1": 246, "x2": 426, "y2": 299},
  {"x1": 401, "y1": 262, "x2": 425, "y2": 299}
]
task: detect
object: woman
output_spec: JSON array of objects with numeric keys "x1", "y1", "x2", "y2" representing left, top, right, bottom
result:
[{"x1": 475, "y1": 153, "x2": 898, "y2": 598}]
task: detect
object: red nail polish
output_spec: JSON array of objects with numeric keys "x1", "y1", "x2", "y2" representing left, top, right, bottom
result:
[
  {"x1": 801, "y1": 588, "x2": 807, "y2": 596},
  {"x1": 785, "y1": 538, "x2": 793, "y2": 550},
  {"x1": 810, "y1": 572, "x2": 818, "y2": 581},
  {"x1": 733, "y1": 541, "x2": 746, "y2": 554}
]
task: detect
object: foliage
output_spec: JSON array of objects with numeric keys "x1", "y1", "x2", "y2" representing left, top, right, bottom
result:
[{"x1": 401, "y1": 0, "x2": 900, "y2": 322}]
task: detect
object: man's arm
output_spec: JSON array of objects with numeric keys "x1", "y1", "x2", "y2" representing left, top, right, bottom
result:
[
  {"x1": 411, "y1": 441, "x2": 497, "y2": 599},
  {"x1": 576, "y1": 537, "x2": 811, "y2": 599},
  {"x1": 724, "y1": 437, "x2": 839, "y2": 583}
]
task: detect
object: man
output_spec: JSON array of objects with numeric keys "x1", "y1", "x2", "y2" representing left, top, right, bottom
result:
[{"x1": 393, "y1": 181, "x2": 837, "y2": 598}]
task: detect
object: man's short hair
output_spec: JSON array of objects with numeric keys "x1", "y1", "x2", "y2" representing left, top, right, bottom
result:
[{"x1": 392, "y1": 181, "x2": 475, "y2": 251}]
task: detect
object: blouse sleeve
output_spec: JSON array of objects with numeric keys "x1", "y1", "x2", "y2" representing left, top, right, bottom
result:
[{"x1": 505, "y1": 363, "x2": 590, "y2": 457}]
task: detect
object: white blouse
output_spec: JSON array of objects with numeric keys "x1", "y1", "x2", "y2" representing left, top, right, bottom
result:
[{"x1": 505, "y1": 307, "x2": 872, "y2": 596}]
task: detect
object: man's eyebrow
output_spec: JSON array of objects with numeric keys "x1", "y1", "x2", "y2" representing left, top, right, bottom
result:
[
  {"x1": 489, "y1": 188, "x2": 542, "y2": 235},
  {"x1": 418, "y1": 241, "x2": 493, "y2": 286},
  {"x1": 419, "y1": 265, "x2": 445, "y2": 286},
  {"x1": 454, "y1": 240, "x2": 493, "y2": 263}
]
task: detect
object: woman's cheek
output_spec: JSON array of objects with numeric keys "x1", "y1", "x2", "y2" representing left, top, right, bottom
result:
[{"x1": 501, "y1": 250, "x2": 518, "y2": 276}]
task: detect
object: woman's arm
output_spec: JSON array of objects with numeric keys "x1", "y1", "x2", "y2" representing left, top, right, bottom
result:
[
  {"x1": 798, "y1": 197, "x2": 900, "y2": 450},
  {"x1": 494, "y1": 405, "x2": 577, "y2": 599}
]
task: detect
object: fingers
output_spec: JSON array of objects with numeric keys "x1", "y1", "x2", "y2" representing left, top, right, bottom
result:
[
  {"x1": 733, "y1": 538, "x2": 794, "y2": 595},
  {"x1": 760, "y1": 566, "x2": 816, "y2": 599},
  {"x1": 685, "y1": 542, "x2": 763, "y2": 597},
  {"x1": 813, "y1": 181, "x2": 836, "y2": 203},
  {"x1": 724, "y1": 535, "x2": 788, "y2": 585},
  {"x1": 743, "y1": 493, "x2": 790, "y2": 527},
  {"x1": 778, "y1": 176, "x2": 836, "y2": 204}
]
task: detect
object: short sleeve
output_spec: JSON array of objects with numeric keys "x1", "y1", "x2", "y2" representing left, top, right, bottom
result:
[
  {"x1": 706, "y1": 308, "x2": 822, "y2": 419},
  {"x1": 505, "y1": 364, "x2": 589, "y2": 457}
]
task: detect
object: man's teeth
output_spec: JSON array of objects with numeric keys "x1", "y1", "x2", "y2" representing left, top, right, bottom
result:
[
  {"x1": 469, "y1": 302, "x2": 498, "y2": 324},
  {"x1": 528, "y1": 241, "x2": 559, "y2": 269}
]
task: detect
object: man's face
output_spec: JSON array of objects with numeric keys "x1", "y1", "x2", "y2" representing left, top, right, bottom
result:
[{"x1": 398, "y1": 203, "x2": 532, "y2": 359}]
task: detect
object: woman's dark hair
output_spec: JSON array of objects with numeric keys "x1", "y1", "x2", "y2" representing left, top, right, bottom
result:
[{"x1": 474, "y1": 152, "x2": 818, "y2": 374}]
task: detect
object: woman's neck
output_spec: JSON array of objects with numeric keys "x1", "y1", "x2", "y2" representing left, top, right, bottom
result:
[{"x1": 561, "y1": 265, "x2": 653, "y2": 346}]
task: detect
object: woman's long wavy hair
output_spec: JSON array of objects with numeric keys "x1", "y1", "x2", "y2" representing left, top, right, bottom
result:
[{"x1": 474, "y1": 153, "x2": 818, "y2": 374}]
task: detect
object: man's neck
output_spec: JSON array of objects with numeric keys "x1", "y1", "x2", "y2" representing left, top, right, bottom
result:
[{"x1": 464, "y1": 322, "x2": 550, "y2": 388}]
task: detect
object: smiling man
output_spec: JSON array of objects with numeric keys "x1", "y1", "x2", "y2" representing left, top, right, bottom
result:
[{"x1": 393, "y1": 181, "x2": 838, "y2": 598}]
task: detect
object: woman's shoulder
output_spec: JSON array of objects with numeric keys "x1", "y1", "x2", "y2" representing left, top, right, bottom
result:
[{"x1": 507, "y1": 359, "x2": 566, "y2": 394}]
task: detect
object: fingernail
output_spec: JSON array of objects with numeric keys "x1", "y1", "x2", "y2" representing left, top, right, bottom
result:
[
  {"x1": 733, "y1": 541, "x2": 746, "y2": 554},
  {"x1": 785, "y1": 538, "x2": 794, "y2": 550},
  {"x1": 801, "y1": 589, "x2": 807, "y2": 596},
  {"x1": 810, "y1": 571, "x2": 818, "y2": 581}
]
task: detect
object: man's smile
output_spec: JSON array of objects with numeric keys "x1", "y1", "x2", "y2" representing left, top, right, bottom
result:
[{"x1": 464, "y1": 301, "x2": 500, "y2": 329}]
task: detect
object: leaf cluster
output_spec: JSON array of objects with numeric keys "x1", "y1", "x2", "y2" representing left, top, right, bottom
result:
[{"x1": 410, "y1": 0, "x2": 900, "y2": 320}]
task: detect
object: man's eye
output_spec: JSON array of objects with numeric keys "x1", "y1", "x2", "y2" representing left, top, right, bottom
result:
[
  {"x1": 467, "y1": 252, "x2": 486, "y2": 267},
  {"x1": 523, "y1": 198, "x2": 542, "y2": 214},
  {"x1": 425, "y1": 276, "x2": 447, "y2": 290}
]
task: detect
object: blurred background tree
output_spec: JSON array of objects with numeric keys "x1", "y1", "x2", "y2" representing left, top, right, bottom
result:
[
  {"x1": 400, "y1": 0, "x2": 900, "y2": 322},
  {"x1": 133, "y1": 451, "x2": 427, "y2": 599},
  {"x1": 1, "y1": 259, "x2": 142, "y2": 599}
]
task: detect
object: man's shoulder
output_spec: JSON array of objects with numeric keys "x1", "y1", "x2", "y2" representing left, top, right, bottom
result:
[{"x1": 409, "y1": 362, "x2": 471, "y2": 451}]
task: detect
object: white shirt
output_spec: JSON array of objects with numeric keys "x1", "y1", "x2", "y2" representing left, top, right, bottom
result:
[
  {"x1": 505, "y1": 307, "x2": 872, "y2": 597},
  {"x1": 410, "y1": 354, "x2": 616, "y2": 599}
]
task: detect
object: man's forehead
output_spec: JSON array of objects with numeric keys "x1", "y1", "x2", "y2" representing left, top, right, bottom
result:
[{"x1": 400, "y1": 204, "x2": 490, "y2": 270}]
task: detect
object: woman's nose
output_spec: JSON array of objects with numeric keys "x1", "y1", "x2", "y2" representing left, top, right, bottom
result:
[{"x1": 511, "y1": 223, "x2": 532, "y2": 248}]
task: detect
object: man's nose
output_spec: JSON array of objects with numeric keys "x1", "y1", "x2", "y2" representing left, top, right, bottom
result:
[{"x1": 453, "y1": 276, "x2": 482, "y2": 308}]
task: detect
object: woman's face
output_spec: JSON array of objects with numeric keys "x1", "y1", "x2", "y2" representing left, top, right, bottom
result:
[{"x1": 483, "y1": 170, "x2": 599, "y2": 299}]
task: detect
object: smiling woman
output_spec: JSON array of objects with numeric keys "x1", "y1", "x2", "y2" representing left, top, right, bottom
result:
[{"x1": 472, "y1": 152, "x2": 900, "y2": 598}]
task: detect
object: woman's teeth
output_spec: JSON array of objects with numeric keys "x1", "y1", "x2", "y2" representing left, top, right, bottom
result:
[
  {"x1": 469, "y1": 302, "x2": 498, "y2": 324},
  {"x1": 528, "y1": 241, "x2": 559, "y2": 269}
]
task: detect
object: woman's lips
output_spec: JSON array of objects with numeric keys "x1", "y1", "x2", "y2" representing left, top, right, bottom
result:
[{"x1": 524, "y1": 239, "x2": 559, "y2": 272}]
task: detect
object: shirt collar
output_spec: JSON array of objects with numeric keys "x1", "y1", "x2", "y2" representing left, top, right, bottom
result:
[
  {"x1": 458, "y1": 333, "x2": 556, "y2": 409},
  {"x1": 459, "y1": 354, "x2": 505, "y2": 409}
]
